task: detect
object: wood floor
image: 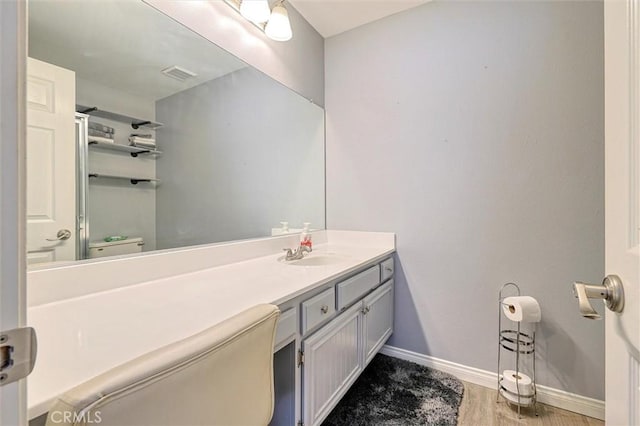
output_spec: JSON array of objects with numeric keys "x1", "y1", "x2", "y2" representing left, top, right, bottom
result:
[{"x1": 457, "y1": 381, "x2": 604, "y2": 426}]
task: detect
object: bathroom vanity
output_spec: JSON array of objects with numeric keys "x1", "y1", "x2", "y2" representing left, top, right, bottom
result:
[
  {"x1": 26, "y1": 231, "x2": 395, "y2": 426},
  {"x1": 273, "y1": 251, "x2": 394, "y2": 426}
]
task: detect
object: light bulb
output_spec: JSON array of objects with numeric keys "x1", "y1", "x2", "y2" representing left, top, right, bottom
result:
[
  {"x1": 265, "y1": 3, "x2": 292, "y2": 41},
  {"x1": 240, "y1": 0, "x2": 271, "y2": 24}
]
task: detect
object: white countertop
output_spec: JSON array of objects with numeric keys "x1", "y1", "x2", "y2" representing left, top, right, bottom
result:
[{"x1": 27, "y1": 231, "x2": 395, "y2": 419}]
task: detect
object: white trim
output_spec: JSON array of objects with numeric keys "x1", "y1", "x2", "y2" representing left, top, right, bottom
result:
[
  {"x1": 380, "y1": 345, "x2": 605, "y2": 421},
  {"x1": 0, "y1": 1, "x2": 27, "y2": 425},
  {"x1": 380, "y1": 345, "x2": 496, "y2": 387},
  {"x1": 630, "y1": 354, "x2": 640, "y2": 425},
  {"x1": 628, "y1": 0, "x2": 639, "y2": 247}
]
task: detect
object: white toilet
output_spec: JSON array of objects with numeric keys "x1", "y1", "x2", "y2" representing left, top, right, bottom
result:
[{"x1": 88, "y1": 237, "x2": 144, "y2": 259}]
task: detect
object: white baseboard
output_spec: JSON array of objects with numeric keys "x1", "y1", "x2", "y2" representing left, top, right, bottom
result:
[{"x1": 379, "y1": 345, "x2": 605, "y2": 421}]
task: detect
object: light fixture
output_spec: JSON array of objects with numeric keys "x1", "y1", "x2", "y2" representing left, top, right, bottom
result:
[
  {"x1": 239, "y1": 0, "x2": 271, "y2": 24},
  {"x1": 264, "y1": 1, "x2": 292, "y2": 42},
  {"x1": 224, "y1": 0, "x2": 293, "y2": 42}
]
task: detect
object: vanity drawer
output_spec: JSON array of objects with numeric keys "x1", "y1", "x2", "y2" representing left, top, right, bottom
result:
[
  {"x1": 380, "y1": 257, "x2": 394, "y2": 282},
  {"x1": 337, "y1": 265, "x2": 380, "y2": 311},
  {"x1": 275, "y1": 307, "x2": 297, "y2": 351},
  {"x1": 302, "y1": 287, "x2": 336, "y2": 334}
]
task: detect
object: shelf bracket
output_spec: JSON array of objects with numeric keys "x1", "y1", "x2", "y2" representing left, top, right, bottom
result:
[
  {"x1": 130, "y1": 179, "x2": 151, "y2": 185},
  {"x1": 78, "y1": 106, "x2": 97, "y2": 114},
  {"x1": 131, "y1": 121, "x2": 151, "y2": 130},
  {"x1": 130, "y1": 150, "x2": 150, "y2": 158}
]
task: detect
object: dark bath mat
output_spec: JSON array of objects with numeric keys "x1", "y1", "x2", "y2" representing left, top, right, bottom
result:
[{"x1": 322, "y1": 354, "x2": 464, "y2": 426}]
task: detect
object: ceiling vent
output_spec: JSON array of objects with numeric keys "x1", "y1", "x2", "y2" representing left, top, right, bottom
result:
[{"x1": 161, "y1": 66, "x2": 197, "y2": 82}]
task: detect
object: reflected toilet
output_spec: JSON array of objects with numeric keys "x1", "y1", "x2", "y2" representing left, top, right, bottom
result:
[{"x1": 88, "y1": 237, "x2": 144, "y2": 259}]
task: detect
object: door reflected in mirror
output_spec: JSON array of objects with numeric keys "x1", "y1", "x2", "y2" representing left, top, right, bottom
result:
[{"x1": 26, "y1": 0, "x2": 325, "y2": 268}]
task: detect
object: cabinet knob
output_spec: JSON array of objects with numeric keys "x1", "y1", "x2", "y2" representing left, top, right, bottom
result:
[
  {"x1": 384, "y1": 267, "x2": 393, "y2": 273},
  {"x1": 363, "y1": 306, "x2": 371, "y2": 315},
  {"x1": 320, "y1": 305, "x2": 329, "y2": 314}
]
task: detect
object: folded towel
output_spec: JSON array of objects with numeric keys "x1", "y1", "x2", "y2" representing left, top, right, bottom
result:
[
  {"x1": 129, "y1": 136, "x2": 156, "y2": 143},
  {"x1": 88, "y1": 122, "x2": 115, "y2": 134},
  {"x1": 130, "y1": 143, "x2": 156, "y2": 150},
  {"x1": 129, "y1": 136, "x2": 156, "y2": 147},
  {"x1": 89, "y1": 136, "x2": 115, "y2": 144},
  {"x1": 88, "y1": 128, "x2": 114, "y2": 138}
]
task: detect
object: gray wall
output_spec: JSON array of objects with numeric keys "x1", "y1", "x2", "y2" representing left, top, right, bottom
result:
[
  {"x1": 325, "y1": 1, "x2": 605, "y2": 399},
  {"x1": 155, "y1": 67, "x2": 324, "y2": 250},
  {"x1": 146, "y1": 0, "x2": 325, "y2": 106},
  {"x1": 77, "y1": 78, "x2": 157, "y2": 251}
]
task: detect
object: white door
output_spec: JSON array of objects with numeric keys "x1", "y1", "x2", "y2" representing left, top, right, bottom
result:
[
  {"x1": 0, "y1": 1, "x2": 27, "y2": 425},
  {"x1": 26, "y1": 58, "x2": 76, "y2": 264},
  {"x1": 604, "y1": 0, "x2": 640, "y2": 424}
]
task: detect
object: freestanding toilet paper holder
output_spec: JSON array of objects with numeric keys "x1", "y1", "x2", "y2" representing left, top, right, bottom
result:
[{"x1": 496, "y1": 282, "x2": 538, "y2": 418}]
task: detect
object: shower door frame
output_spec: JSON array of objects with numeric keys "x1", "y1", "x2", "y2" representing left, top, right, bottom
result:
[{"x1": 75, "y1": 113, "x2": 89, "y2": 260}]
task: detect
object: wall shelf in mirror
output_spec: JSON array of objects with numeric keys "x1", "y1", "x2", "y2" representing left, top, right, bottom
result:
[
  {"x1": 88, "y1": 173, "x2": 159, "y2": 185},
  {"x1": 76, "y1": 104, "x2": 164, "y2": 129},
  {"x1": 88, "y1": 140, "x2": 163, "y2": 158}
]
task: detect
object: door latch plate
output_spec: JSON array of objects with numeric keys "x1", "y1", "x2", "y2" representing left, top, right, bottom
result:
[{"x1": 0, "y1": 327, "x2": 37, "y2": 386}]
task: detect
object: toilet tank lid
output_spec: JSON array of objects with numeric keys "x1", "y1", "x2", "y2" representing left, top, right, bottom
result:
[{"x1": 89, "y1": 237, "x2": 143, "y2": 248}]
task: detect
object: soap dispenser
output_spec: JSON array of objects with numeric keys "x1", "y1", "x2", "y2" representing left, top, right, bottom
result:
[{"x1": 300, "y1": 222, "x2": 312, "y2": 249}]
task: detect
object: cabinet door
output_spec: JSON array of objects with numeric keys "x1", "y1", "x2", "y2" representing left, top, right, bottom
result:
[
  {"x1": 363, "y1": 280, "x2": 394, "y2": 365},
  {"x1": 302, "y1": 302, "x2": 362, "y2": 426}
]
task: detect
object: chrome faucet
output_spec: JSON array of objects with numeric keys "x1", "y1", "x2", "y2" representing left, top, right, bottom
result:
[{"x1": 283, "y1": 244, "x2": 312, "y2": 261}]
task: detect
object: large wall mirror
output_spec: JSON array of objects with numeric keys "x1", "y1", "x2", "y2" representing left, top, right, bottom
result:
[{"x1": 26, "y1": 0, "x2": 325, "y2": 268}]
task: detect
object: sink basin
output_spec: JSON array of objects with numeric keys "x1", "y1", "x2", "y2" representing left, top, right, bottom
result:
[{"x1": 279, "y1": 253, "x2": 350, "y2": 267}]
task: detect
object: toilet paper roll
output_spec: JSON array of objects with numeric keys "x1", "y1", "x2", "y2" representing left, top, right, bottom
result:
[
  {"x1": 499, "y1": 387, "x2": 533, "y2": 406},
  {"x1": 502, "y1": 296, "x2": 541, "y2": 323},
  {"x1": 501, "y1": 370, "x2": 533, "y2": 396}
]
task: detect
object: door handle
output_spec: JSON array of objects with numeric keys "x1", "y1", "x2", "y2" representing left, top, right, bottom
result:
[
  {"x1": 46, "y1": 229, "x2": 71, "y2": 241},
  {"x1": 573, "y1": 275, "x2": 624, "y2": 319}
]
